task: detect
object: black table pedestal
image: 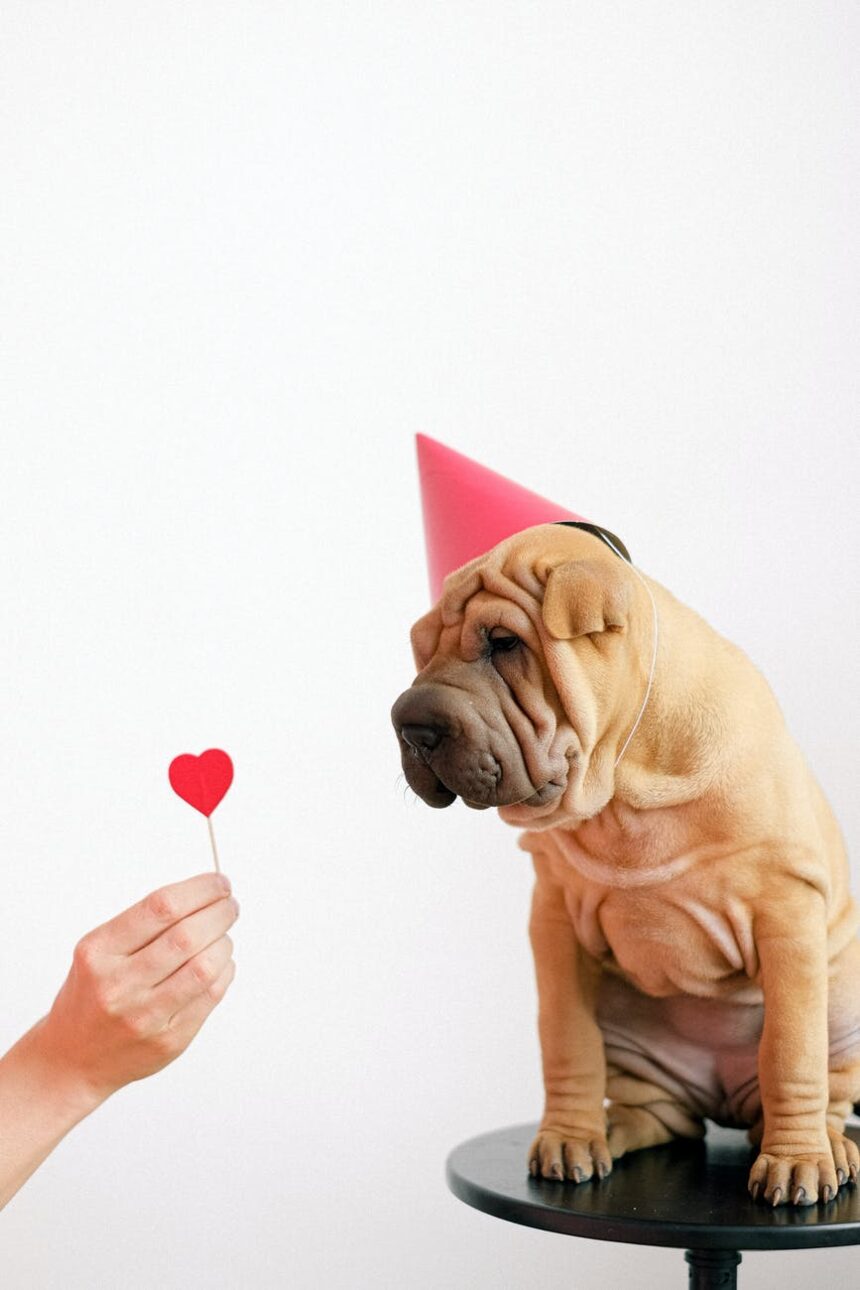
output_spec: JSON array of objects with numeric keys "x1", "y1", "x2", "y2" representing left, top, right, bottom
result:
[
  {"x1": 685, "y1": 1248, "x2": 741, "y2": 1289},
  {"x1": 446, "y1": 1122, "x2": 860, "y2": 1287}
]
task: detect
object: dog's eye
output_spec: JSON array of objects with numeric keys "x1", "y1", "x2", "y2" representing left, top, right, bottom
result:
[{"x1": 487, "y1": 630, "x2": 521, "y2": 656}]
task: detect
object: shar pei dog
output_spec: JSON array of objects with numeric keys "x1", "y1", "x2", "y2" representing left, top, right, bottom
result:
[{"x1": 391, "y1": 521, "x2": 860, "y2": 1206}]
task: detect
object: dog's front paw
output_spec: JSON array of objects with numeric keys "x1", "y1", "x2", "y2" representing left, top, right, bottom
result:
[
  {"x1": 826, "y1": 1126, "x2": 860, "y2": 1191},
  {"x1": 528, "y1": 1126, "x2": 612, "y2": 1183},
  {"x1": 748, "y1": 1146, "x2": 839, "y2": 1207}
]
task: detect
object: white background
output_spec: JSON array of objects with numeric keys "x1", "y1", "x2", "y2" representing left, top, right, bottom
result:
[{"x1": 1, "y1": 3, "x2": 858, "y2": 1287}]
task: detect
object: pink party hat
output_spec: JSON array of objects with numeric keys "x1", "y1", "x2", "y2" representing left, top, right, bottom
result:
[{"x1": 416, "y1": 434, "x2": 589, "y2": 600}]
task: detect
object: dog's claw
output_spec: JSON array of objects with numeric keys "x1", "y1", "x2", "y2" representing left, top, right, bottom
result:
[
  {"x1": 771, "y1": 1187, "x2": 783, "y2": 1208},
  {"x1": 749, "y1": 1181, "x2": 761, "y2": 1201},
  {"x1": 822, "y1": 1185, "x2": 834, "y2": 1204},
  {"x1": 837, "y1": 1169, "x2": 847, "y2": 1186},
  {"x1": 791, "y1": 1186, "x2": 806, "y2": 1206}
]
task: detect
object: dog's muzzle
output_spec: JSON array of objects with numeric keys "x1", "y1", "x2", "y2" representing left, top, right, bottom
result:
[{"x1": 391, "y1": 685, "x2": 565, "y2": 811}]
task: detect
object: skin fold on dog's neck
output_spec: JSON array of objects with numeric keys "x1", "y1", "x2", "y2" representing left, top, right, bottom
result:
[{"x1": 523, "y1": 579, "x2": 794, "y2": 900}]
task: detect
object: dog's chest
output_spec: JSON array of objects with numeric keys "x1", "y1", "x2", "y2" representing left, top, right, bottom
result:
[
  {"x1": 588, "y1": 885, "x2": 759, "y2": 998},
  {"x1": 536, "y1": 828, "x2": 761, "y2": 999}
]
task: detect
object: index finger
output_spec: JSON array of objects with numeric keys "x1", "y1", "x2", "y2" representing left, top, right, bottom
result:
[{"x1": 90, "y1": 872, "x2": 232, "y2": 956}]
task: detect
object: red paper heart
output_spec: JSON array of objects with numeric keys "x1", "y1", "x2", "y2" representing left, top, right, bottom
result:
[{"x1": 168, "y1": 749, "x2": 234, "y2": 817}]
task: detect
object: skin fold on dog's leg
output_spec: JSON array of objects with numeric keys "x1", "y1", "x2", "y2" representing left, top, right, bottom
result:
[
  {"x1": 748, "y1": 888, "x2": 837, "y2": 1207},
  {"x1": 528, "y1": 870, "x2": 612, "y2": 1183},
  {"x1": 604, "y1": 1067, "x2": 706, "y2": 1160}
]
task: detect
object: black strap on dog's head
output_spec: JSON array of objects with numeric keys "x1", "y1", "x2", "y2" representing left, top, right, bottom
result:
[{"x1": 554, "y1": 521, "x2": 632, "y2": 564}]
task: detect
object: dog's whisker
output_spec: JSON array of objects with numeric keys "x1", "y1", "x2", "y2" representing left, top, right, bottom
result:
[{"x1": 393, "y1": 772, "x2": 420, "y2": 807}]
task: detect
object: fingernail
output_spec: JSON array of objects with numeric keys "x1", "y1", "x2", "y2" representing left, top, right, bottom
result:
[{"x1": 218, "y1": 874, "x2": 231, "y2": 893}]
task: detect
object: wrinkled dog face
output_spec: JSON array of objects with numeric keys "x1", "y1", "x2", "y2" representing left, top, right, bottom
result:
[{"x1": 391, "y1": 524, "x2": 644, "y2": 831}]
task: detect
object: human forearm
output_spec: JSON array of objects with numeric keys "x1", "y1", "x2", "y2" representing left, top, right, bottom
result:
[{"x1": 0, "y1": 1015, "x2": 105, "y2": 1211}]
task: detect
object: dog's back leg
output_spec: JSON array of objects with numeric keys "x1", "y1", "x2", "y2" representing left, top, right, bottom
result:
[{"x1": 605, "y1": 1065, "x2": 706, "y2": 1160}]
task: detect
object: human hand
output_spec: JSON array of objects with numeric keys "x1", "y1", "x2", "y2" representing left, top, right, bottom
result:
[{"x1": 31, "y1": 872, "x2": 239, "y2": 1107}]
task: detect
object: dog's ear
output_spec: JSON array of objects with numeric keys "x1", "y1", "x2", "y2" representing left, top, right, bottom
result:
[{"x1": 541, "y1": 558, "x2": 631, "y2": 640}]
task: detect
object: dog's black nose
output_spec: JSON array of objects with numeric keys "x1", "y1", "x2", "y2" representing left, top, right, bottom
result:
[{"x1": 400, "y1": 723, "x2": 444, "y2": 754}]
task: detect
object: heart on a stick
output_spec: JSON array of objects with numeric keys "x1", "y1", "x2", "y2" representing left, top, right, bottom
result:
[{"x1": 169, "y1": 749, "x2": 234, "y2": 817}]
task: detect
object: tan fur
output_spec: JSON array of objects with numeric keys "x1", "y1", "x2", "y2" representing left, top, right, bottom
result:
[{"x1": 393, "y1": 524, "x2": 860, "y2": 1206}]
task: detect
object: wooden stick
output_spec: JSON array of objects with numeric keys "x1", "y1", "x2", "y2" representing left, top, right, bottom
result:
[{"x1": 207, "y1": 816, "x2": 221, "y2": 874}]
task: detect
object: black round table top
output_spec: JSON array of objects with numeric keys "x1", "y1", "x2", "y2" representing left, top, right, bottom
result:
[{"x1": 446, "y1": 1122, "x2": 860, "y2": 1252}]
